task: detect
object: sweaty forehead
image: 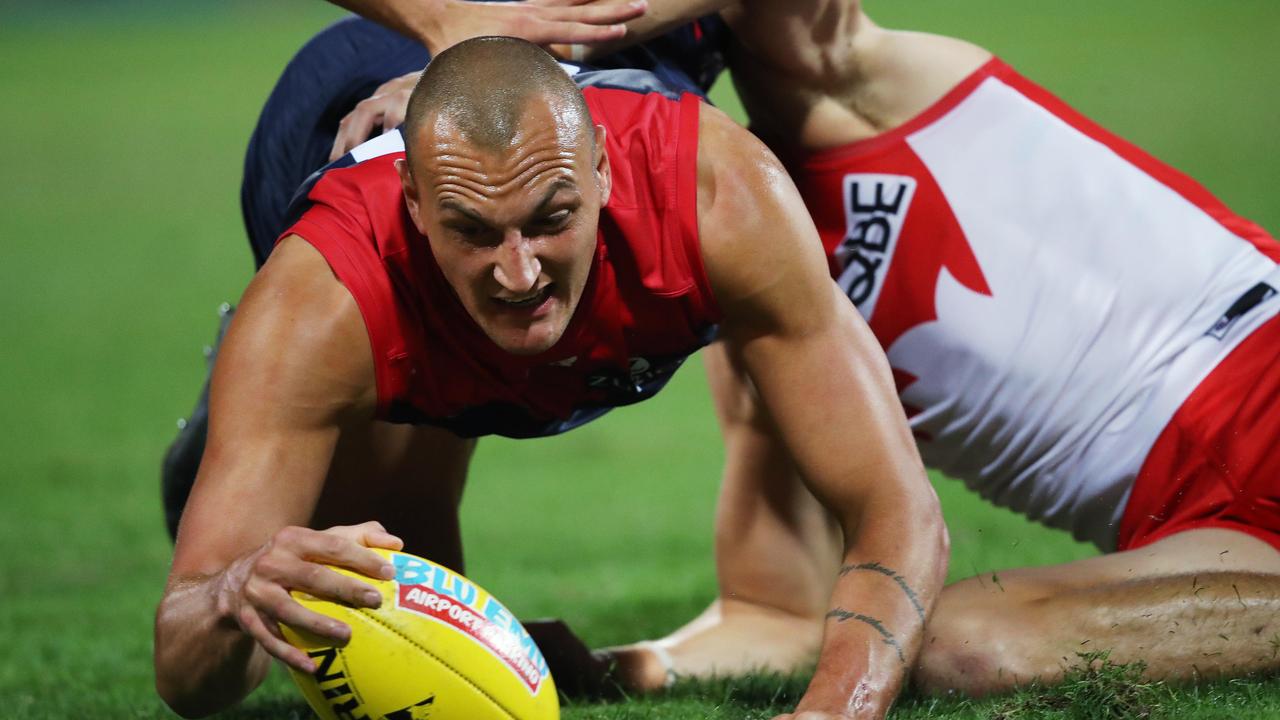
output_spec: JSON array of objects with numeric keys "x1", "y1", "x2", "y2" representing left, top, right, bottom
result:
[{"x1": 414, "y1": 101, "x2": 592, "y2": 201}]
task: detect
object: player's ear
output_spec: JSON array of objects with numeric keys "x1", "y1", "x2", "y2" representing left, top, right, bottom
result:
[
  {"x1": 396, "y1": 158, "x2": 428, "y2": 234},
  {"x1": 592, "y1": 124, "x2": 611, "y2": 206}
]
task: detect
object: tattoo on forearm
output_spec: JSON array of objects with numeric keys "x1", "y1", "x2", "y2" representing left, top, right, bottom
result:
[
  {"x1": 839, "y1": 561, "x2": 926, "y2": 624},
  {"x1": 827, "y1": 608, "x2": 905, "y2": 664}
]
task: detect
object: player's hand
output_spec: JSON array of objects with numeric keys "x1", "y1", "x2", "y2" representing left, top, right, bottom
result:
[
  {"x1": 216, "y1": 521, "x2": 404, "y2": 673},
  {"x1": 330, "y1": 72, "x2": 421, "y2": 161},
  {"x1": 330, "y1": 0, "x2": 648, "y2": 160},
  {"x1": 422, "y1": 0, "x2": 647, "y2": 55}
]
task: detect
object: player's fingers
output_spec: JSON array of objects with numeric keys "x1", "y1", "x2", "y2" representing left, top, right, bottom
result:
[
  {"x1": 374, "y1": 71, "x2": 420, "y2": 96},
  {"x1": 526, "y1": 19, "x2": 628, "y2": 46},
  {"x1": 250, "y1": 579, "x2": 356, "y2": 643},
  {"x1": 541, "y1": 0, "x2": 646, "y2": 26},
  {"x1": 302, "y1": 562, "x2": 388, "y2": 610},
  {"x1": 524, "y1": 0, "x2": 594, "y2": 8},
  {"x1": 330, "y1": 520, "x2": 405, "y2": 553},
  {"x1": 269, "y1": 525, "x2": 397, "y2": 583},
  {"x1": 380, "y1": 95, "x2": 411, "y2": 133},
  {"x1": 237, "y1": 605, "x2": 319, "y2": 674},
  {"x1": 249, "y1": 556, "x2": 382, "y2": 615},
  {"x1": 330, "y1": 105, "x2": 382, "y2": 162},
  {"x1": 270, "y1": 589, "x2": 361, "y2": 648}
]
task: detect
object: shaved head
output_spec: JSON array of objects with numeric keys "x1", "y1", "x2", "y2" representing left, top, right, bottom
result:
[
  {"x1": 393, "y1": 36, "x2": 612, "y2": 357},
  {"x1": 402, "y1": 36, "x2": 592, "y2": 164}
]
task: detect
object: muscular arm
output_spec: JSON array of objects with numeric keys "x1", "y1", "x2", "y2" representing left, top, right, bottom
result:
[
  {"x1": 559, "y1": 0, "x2": 732, "y2": 57},
  {"x1": 154, "y1": 238, "x2": 397, "y2": 718},
  {"x1": 324, "y1": 0, "x2": 645, "y2": 54},
  {"x1": 695, "y1": 106, "x2": 948, "y2": 718}
]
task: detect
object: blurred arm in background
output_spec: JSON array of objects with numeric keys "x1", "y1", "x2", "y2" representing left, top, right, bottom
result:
[{"x1": 326, "y1": 0, "x2": 647, "y2": 54}]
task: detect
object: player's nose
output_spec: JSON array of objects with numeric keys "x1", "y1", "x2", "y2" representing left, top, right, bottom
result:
[{"x1": 492, "y1": 232, "x2": 541, "y2": 293}]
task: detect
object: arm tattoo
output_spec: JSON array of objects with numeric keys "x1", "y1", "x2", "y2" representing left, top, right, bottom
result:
[
  {"x1": 839, "y1": 561, "x2": 926, "y2": 625},
  {"x1": 826, "y1": 608, "x2": 905, "y2": 664}
]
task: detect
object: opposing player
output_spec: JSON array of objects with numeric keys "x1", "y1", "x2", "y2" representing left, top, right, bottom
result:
[
  {"x1": 572, "y1": 0, "x2": 1280, "y2": 697},
  {"x1": 153, "y1": 37, "x2": 945, "y2": 720}
]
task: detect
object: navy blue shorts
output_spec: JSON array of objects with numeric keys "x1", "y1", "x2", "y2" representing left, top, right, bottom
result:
[{"x1": 240, "y1": 15, "x2": 726, "y2": 266}]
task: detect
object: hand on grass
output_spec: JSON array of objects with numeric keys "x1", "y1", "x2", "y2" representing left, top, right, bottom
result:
[{"x1": 215, "y1": 521, "x2": 403, "y2": 673}]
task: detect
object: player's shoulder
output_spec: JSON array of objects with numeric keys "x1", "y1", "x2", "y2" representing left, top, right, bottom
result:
[
  {"x1": 693, "y1": 105, "x2": 826, "y2": 311},
  {"x1": 226, "y1": 235, "x2": 377, "y2": 417},
  {"x1": 694, "y1": 103, "x2": 792, "y2": 223},
  {"x1": 285, "y1": 130, "x2": 407, "y2": 228},
  {"x1": 580, "y1": 76, "x2": 698, "y2": 145}
]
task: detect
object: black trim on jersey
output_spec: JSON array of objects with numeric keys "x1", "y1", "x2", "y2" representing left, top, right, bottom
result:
[
  {"x1": 386, "y1": 325, "x2": 719, "y2": 438},
  {"x1": 1206, "y1": 282, "x2": 1277, "y2": 339},
  {"x1": 574, "y1": 68, "x2": 687, "y2": 101},
  {"x1": 281, "y1": 152, "x2": 359, "y2": 235}
]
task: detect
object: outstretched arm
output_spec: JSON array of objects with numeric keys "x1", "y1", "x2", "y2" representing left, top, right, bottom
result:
[
  {"x1": 325, "y1": 0, "x2": 647, "y2": 54},
  {"x1": 696, "y1": 104, "x2": 948, "y2": 719},
  {"x1": 154, "y1": 238, "x2": 401, "y2": 718},
  {"x1": 326, "y1": 0, "x2": 715, "y2": 160},
  {"x1": 550, "y1": 0, "x2": 732, "y2": 57}
]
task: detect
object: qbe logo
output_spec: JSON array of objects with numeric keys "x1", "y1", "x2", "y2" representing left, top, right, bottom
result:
[{"x1": 835, "y1": 174, "x2": 916, "y2": 317}]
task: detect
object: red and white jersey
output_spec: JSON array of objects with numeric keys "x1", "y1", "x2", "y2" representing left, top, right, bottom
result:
[{"x1": 792, "y1": 59, "x2": 1280, "y2": 549}]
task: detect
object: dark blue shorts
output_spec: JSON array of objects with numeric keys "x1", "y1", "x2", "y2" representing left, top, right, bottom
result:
[{"x1": 240, "y1": 15, "x2": 726, "y2": 266}]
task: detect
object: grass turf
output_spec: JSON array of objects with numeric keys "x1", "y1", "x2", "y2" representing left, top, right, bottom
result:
[{"x1": 1, "y1": 0, "x2": 1278, "y2": 717}]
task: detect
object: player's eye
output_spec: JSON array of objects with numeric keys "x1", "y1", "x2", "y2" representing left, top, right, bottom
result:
[
  {"x1": 447, "y1": 222, "x2": 497, "y2": 245},
  {"x1": 526, "y1": 210, "x2": 571, "y2": 236}
]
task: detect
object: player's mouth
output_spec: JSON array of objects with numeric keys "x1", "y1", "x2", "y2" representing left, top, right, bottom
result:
[{"x1": 491, "y1": 283, "x2": 555, "y2": 313}]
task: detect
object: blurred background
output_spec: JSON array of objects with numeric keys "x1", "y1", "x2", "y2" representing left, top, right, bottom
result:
[{"x1": 1, "y1": 0, "x2": 1278, "y2": 716}]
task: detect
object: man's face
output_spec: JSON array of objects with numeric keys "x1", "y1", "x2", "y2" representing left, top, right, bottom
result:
[{"x1": 398, "y1": 98, "x2": 610, "y2": 356}]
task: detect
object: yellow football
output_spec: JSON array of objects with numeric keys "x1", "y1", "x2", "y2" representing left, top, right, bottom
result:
[{"x1": 280, "y1": 549, "x2": 559, "y2": 720}]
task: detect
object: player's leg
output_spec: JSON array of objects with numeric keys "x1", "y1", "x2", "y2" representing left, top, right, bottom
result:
[
  {"x1": 312, "y1": 421, "x2": 477, "y2": 572},
  {"x1": 606, "y1": 341, "x2": 842, "y2": 690},
  {"x1": 915, "y1": 527, "x2": 1280, "y2": 695},
  {"x1": 919, "y1": 312, "x2": 1280, "y2": 694},
  {"x1": 240, "y1": 15, "x2": 430, "y2": 262}
]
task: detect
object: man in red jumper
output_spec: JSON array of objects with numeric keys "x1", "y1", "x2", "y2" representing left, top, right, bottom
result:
[{"x1": 154, "y1": 37, "x2": 945, "y2": 720}]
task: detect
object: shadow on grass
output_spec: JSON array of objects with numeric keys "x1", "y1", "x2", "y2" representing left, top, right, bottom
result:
[
  {"x1": 212, "y1": 696, "x2": 312, "y2": 719},
  {"x1": 562, "y1": 653, "x2": 1176, "y2": 719}
]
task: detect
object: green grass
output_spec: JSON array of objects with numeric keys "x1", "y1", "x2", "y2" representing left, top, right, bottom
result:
[{"x1": 1, "y1": 0, "x2": 1278, "y2": 717}]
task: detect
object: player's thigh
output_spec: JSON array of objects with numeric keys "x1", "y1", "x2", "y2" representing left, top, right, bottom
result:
[
  {"x1": 923, "y1": 527, "x2": 1280, "y2": 673},
  {"x1": 313, "y1": 421, "x2": 476, "y2": 570}
]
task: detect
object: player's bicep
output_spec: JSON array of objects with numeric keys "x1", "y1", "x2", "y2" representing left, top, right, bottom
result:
[{"x1": 171, "y1": 237, "x2": 377, "y2": 577}]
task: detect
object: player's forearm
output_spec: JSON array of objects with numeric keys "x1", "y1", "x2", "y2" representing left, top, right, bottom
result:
[
  {"x1": 580, "y1": 0, "x2": 731, "y2": 57},
  {"x1": 154, "y1": 574, "x2": 270, "y2": 718},
  {"x1": 798, "y1": 499, "x2": 948, "y2": 717},
  {"x1": 324, "y1": 0, "x2": 441, "y2": 49}
]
